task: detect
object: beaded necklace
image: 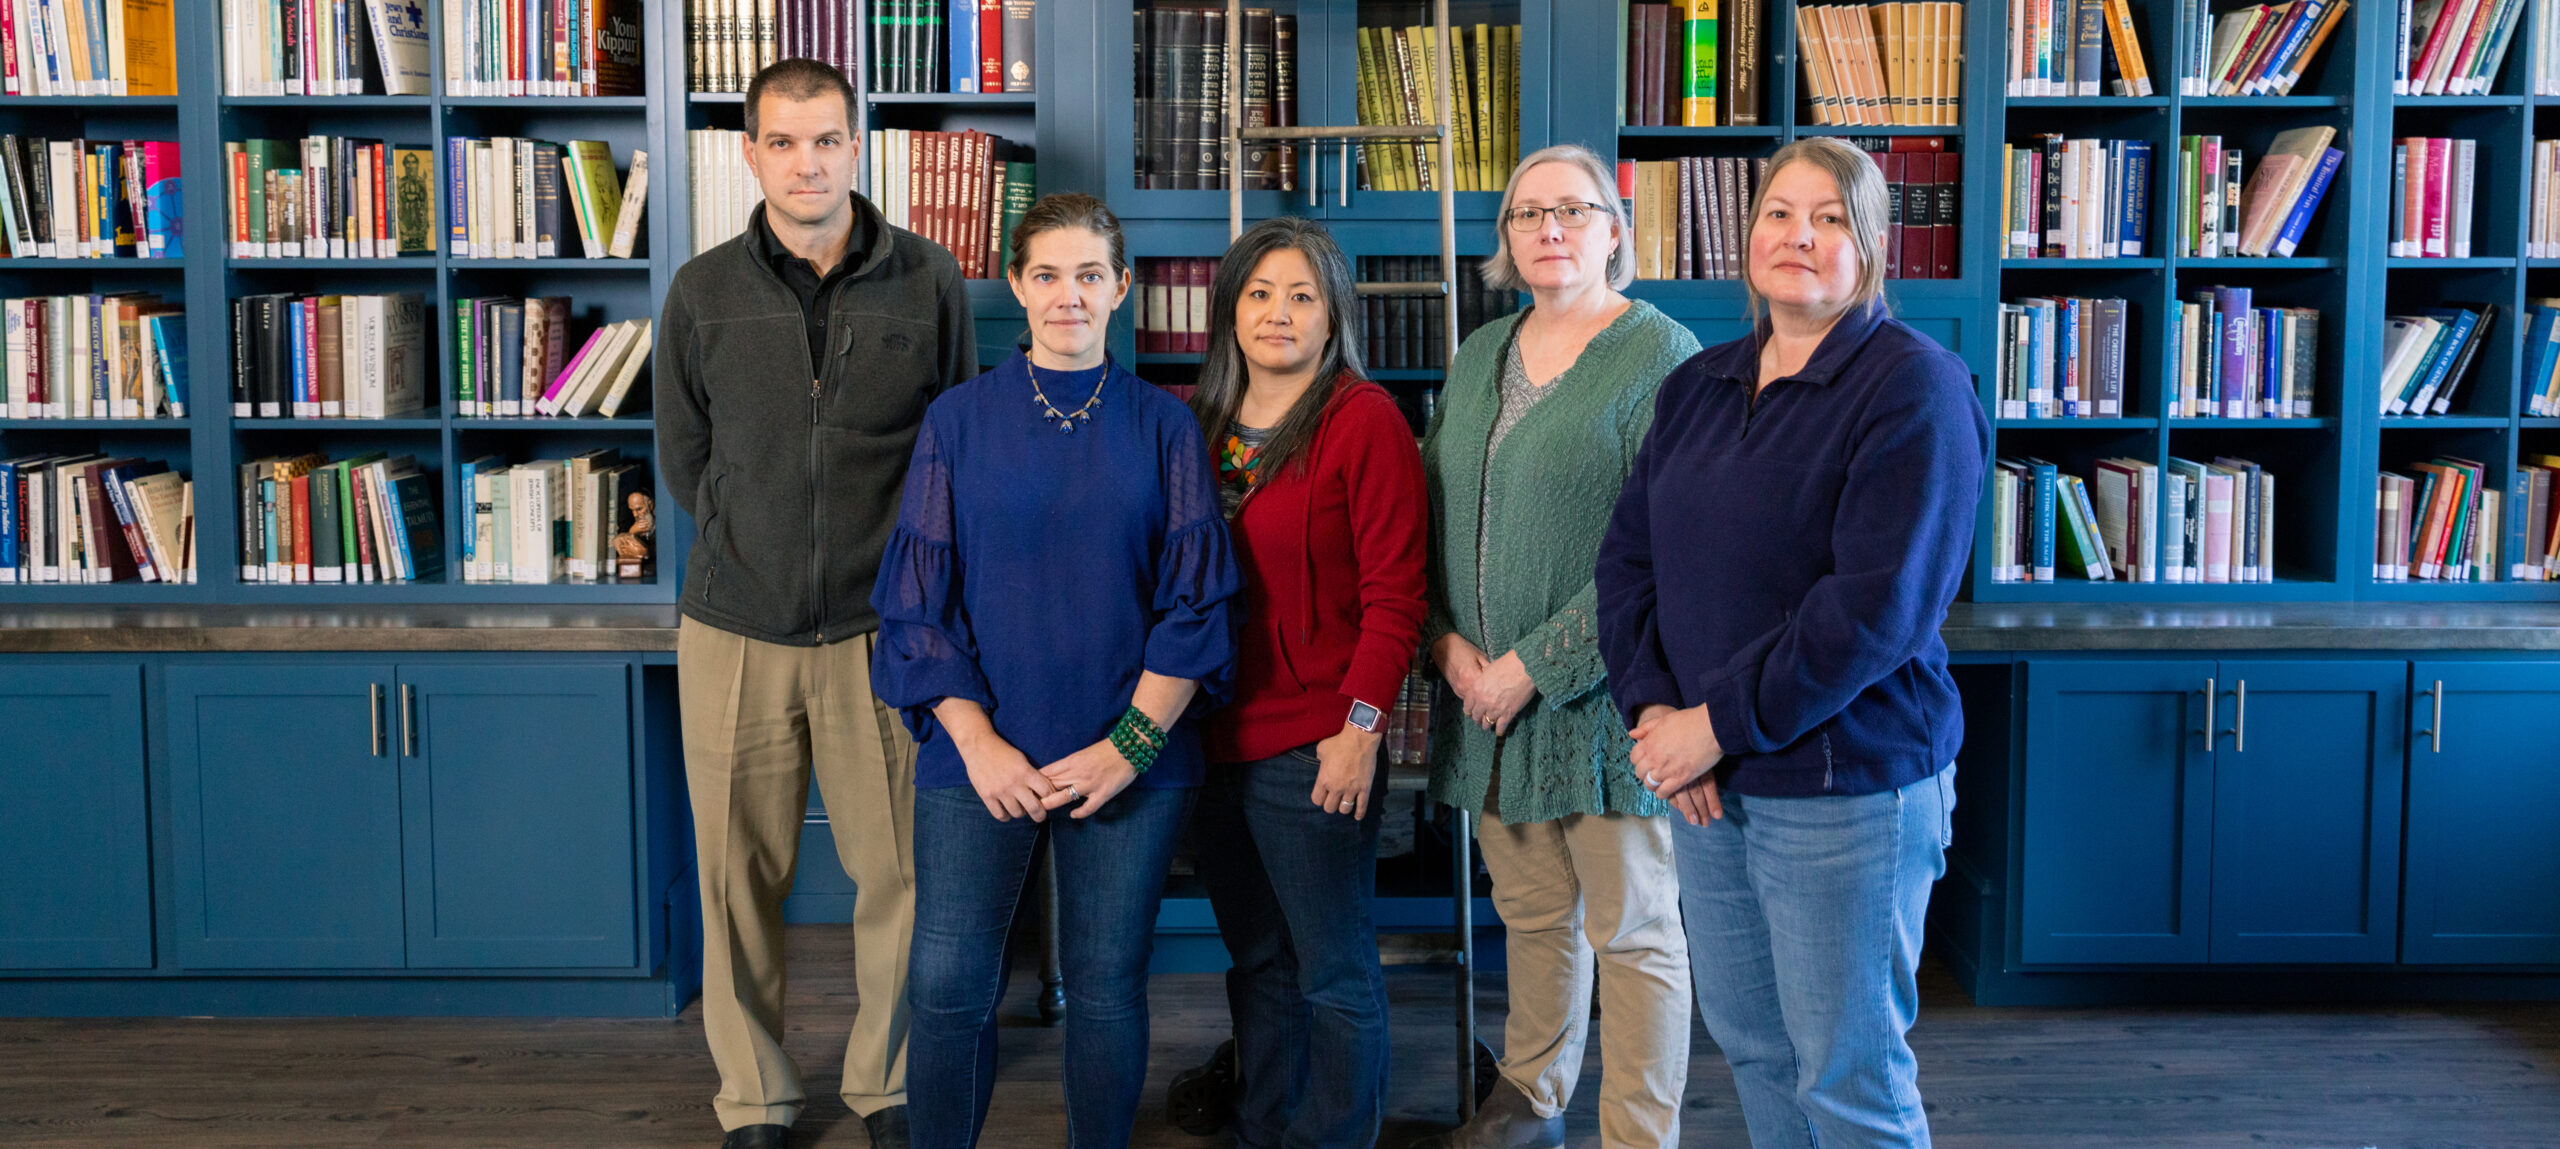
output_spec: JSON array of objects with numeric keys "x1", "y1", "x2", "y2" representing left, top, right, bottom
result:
[{"x1": 1028, "y1": 360, "x2": 1109, "y2": 433}]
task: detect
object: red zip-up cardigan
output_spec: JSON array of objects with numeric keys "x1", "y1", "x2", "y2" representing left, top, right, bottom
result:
[{"x1": 1203, "y1": 376, "x2": 1430, "y2": 765}]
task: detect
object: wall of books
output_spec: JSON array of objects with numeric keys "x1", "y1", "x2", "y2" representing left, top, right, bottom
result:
[{"x1": 0, "y1": 0, "x2": 671, "y2": 601}]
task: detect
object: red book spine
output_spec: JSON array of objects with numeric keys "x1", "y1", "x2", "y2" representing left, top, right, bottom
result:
[
  {"x1": 1879, "y1": 152, "x2": 1904, "y2": 278},
  {"x1": 25, "y1": 301, "x2": 41, "y2": 411},
  {"x1": 292, "y1": 473, "x2": 312, "y2": 581},
  {"x1": 2424, "y1": 136, "x2": 2450, "y2": 257},
  {"x1": 982, "y1": 0, "x2": 1006, "y2": 90},
  {"x1": 0, "y1": 2, "x2": 17, "y2": 94},
  {"x1": 1932, "y1": 151, "x2": 1961, "y2": 278}
]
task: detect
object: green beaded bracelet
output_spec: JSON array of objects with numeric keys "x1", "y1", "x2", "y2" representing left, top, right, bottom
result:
[{"x1": 1109, "y1": 706, "x2": 1164, "y2": 773}]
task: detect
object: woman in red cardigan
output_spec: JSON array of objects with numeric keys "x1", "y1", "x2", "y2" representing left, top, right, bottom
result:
[{"x1": 1189, "y1": 216, "x2": 1429, "y2": 1149}]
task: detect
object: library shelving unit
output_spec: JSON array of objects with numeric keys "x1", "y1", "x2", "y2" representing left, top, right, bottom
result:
[
  {"x1": 0, "y1": 0, "x2": 678, "y2": 605},
  {"x1": 1064, "y1": 0, "x2": 1539, "y2": 420}
]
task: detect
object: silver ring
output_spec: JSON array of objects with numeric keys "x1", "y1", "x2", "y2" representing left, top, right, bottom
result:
[
  {"x1": 1066, "y1": 783, "x2": 1082, "y2": 800},
  {"x1": 1645, "y1": 773, "x2": 1659, "y2": 788},
  {"x1": 1339, "y1": 800, "x2": 1354, "y2": 812}
]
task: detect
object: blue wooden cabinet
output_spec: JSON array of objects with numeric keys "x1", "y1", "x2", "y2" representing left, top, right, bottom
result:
[
  {"x1": 2023, "y1": 659, "x2": 2405, "y2": 965},
  {"x1": 163, "y1": 663, "x2": 409, "y2": 970},
  {"x1": 2403, "y1": 662, "x2": 2560, "y2": 965},
  {"x1": 2206, "y1": 662, "x2": 2405, "y2": 964},
  {"x1": 398, "y1": 663, "x2": 636, "y2": 969},
  {"x1": 2022, "y1": 660, "x2": 2217, "y2": 964},
  {"x1": 0, "y1": 663, "x2": 153, "y2": 970}
]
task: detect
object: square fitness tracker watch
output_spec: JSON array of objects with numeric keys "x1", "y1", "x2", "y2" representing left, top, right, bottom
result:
[{"x1": 1346, "y1": 699, "x2": 1385, "y2": 733}]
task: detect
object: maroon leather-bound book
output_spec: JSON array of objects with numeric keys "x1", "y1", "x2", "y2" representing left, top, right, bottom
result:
[
  {"x1": 1899, "y1": 153, "x2": 1934, "y2": 280},
  {"x1": 1931, "y1": 151, "x2": 1961, "y2": 279},
  {"x1": 1877, "y1": 152, "x2": 1903, "y2": 279}
]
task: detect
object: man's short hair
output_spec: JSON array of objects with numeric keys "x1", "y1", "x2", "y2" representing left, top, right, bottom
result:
[{"x1": 745, "y1": 58, "x2": 857, "y2": 140}]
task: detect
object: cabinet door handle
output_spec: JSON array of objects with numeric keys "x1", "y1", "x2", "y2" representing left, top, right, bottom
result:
[
  {"x1": 369, "y1": 684, "x2": 383, "y2": 758},
  {"x1": 2415, "y1": 680, "x2": 2443, "y2": 753},
  {"x1": 400, "y1": 684, "x2": 416, "y2": 758},
  {"x1": 2197, "y1": 677, "x2": 2217, "y2": 742},
  {"x1": 2218, "y1": 680, "x2": 2246, "y2": 753}
]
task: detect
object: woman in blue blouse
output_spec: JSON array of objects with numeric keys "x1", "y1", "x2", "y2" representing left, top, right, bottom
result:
[
  {"x1": 1595, "y1": 138, "x2": 1991, "y2": 1148},
  {"x1": 871, "y1": 192, "x2": 1240, "y2": 1149}
]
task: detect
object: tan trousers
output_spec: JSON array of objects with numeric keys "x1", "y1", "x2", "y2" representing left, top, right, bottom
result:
[
  {"x1": 680, "y1": 617, "x2": 917, "y2": 1131},
  {"x1": 1477, "y1": 810, "x2": 1693, "y2": 1149}
]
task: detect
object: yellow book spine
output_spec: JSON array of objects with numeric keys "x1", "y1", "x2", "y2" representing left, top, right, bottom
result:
[
  {"x1": 1681, "y1": 0, "x2": 1719, "y2": 126},
  {"x1": 1474, "y1": 23, "x2": 1495, "y2": 188}
]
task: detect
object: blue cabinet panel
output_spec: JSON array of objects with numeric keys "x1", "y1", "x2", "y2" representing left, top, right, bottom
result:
[
  {"x1": 2404, "y1": 662, "x2": 2560, "y2": 965},
  {"x1": 2022, "y1": 660, "x2": 2217, "y2": 964},
  {"x1": 0, "y1": 663, "x2": 152, "y2": 969},
  {"x1": 2208, "y1": 662, "x2": 2405, "y2": 964},
  {"x1": 398, "y1": 663, "x2": 638, "y2": 969},
  {"x1": 164, "y1": 664, "x2": 405, "y2": 969}
]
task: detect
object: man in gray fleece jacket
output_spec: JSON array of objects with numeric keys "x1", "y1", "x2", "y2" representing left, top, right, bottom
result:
[{"x1": 654, "y1": 57, "x2": 973, "y2": 1149}]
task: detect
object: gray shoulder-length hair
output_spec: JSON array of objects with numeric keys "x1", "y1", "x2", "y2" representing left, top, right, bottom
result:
[
  {"x1": 1741, "y1": 137, "x2": 1892, "y2": 323},
  {"x1": 1481, "y1": 144, "x2": 1636, "y2": 293}
]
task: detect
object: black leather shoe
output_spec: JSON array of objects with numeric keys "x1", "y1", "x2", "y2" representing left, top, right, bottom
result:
[
  {"x1": 721, "y1": 1124, "x2": 788, "y2": 1149},
  {"x1": 862, "y1": 1105, "x2": 911, "y2": 1149}
]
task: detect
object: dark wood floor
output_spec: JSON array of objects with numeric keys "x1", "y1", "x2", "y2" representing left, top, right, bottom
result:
[{"x1": 3, "y1": 926, "x2": 2556, "y2": 1147}]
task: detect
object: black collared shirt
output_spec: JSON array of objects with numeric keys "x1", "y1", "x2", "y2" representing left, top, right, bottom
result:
[{"x1": 751, "y1": 204, "x2": 876, "y2": 376}]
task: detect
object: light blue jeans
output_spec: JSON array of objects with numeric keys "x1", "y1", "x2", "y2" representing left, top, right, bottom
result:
[{"x1": 1674, "y1": 765, "x2": 1955, "y2": 1149}]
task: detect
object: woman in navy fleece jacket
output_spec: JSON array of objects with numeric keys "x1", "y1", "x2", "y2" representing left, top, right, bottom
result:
[{"x1": 1594, "y1": 137, "x2": 1991, "y2": 1149}]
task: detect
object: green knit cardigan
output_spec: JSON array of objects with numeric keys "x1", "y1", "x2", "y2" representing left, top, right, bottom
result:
[{"x1": 1421, "y1": 299, "x2": 1702, "y2": 825}]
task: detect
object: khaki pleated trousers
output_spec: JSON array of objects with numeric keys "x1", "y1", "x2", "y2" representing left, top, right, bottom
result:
[{"x1": 679, "y1": 616, "x2": 917, "y2": 1131}]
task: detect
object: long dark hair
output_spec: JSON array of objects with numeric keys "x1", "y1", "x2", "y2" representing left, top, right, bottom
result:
[{"x1": 1189, "y1": 217, "x2": 1366, "y2": 483}]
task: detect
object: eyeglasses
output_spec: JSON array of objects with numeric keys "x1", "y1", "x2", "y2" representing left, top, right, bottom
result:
[{"x1": 1502, "y1": 202, "x2": 1609, "y2": 232}]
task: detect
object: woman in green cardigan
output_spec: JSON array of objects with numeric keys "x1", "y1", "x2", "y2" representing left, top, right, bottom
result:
[{"x1": 1416, "y1": 144, "x2": 1702, "y2": 1149}]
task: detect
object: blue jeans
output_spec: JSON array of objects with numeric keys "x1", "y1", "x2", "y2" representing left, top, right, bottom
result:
[
  {"x1": 1193, "y1": 746, "x2": 1391, "y2": 1149},
  {"x1": 1675, "y1": 765, "x2": 1956, "y2": 1149},
  {"x1": 907, "y1": 783, "x2": 1195, "y2": 1149}
]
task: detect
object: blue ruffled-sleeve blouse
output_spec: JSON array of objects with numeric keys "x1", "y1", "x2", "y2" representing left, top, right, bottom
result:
[{"x1": 869, "y1": 351, "x2": 1241, "y2": 789}]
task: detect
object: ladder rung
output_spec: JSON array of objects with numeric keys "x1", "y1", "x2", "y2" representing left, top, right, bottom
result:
[
  {"x1": 1357, "y1": 281, "x2": 1450, "y2": 297},
  {"x1": 1240, "y1": 124, "x2": 1447, "y2": 143}
]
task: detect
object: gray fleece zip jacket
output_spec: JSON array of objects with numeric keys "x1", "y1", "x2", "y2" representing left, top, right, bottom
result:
[{"x1": 656, "y1": 195, "x2": 976, "y2": 646}]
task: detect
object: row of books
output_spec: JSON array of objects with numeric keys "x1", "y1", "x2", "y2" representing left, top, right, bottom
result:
[
  {"x1": 1351, "y1": 20, "x2": 1518, "y2": 193},
  {"x1": 218, "y1": 0, "x2": 428, "y2": 96},
  {"x1": 240, "y1": 453, "x2": 441, "y2": 583},
  {"x1": 453, "y1": 306, "x2": 651, "y2": 418},
  {"x1": 227, "y1": 293, "x2": 427, "y2": 420},
  {"x1": 222, "y1": 137, "x2": 439, "y2": 259},
  {"x1": 1132, "y1": 4, "x2": 1300, "y2": 192},
  {"x1": 2509, "y1": 457, "x2": 2560, "y2": 580},
  {"x1": 1795, "y1": 3, "x2": 1965, "y2": 126},
  {"x1": 2171, "y1": 289, "x2": 2320, "y2": 418},
  {"x1": 2006, "y1": 0, "x2": 2155, "y2": 96},
  {"x1": 1995, "y1": 296, "x2": 2130, "y2": 419},
  {"x1": 2526, "y1": 301, "x2": 2560, "y2": 416},
  {"x1": 2183, "y1": 0, "x2": 2349, "y2": 96},
  {"x1": 445, "y1": 0, "x2": 637, "y2": 95},
  {"x1": 862, "y1": 0, "x2": 1035, "y2": 95},
  {"x1": 2391, "y1": 137, "x2": 2478, "y2": 259},
  {"x1": 1623, "y1": 0, "x2": 1764, "y2": 127},
  {"x1": 2395, "y1": 0, "x2": 2524, "y2": 96},
  {"x1": 2004, "y1": 137, "x2": 2153, "y2": 259},
  {"x1": 444, "y1": 137, "x2": 647, "y2": 260},
  {"x1": 1992, "y1": 455, "x2": 2276, "y2": 583},
  {"x1": 686, "y1": 0, "x2": 776, "y2": 92},
  {"x1": 2, "y1": 0, "x2": 178, "y2": 96},
  {"x1": 686, "y1": 129, "x2": 760, "y2": 256},
  {"x1": 1134, "y1": 257, "x2": 1214, "y2": 355},
  {"x1": 1627, "y1": 156, "x2": 1764, "y2": 282},
  {"x1": 866, "y1": 129, "x2": 1034, "y2": 281},
  {"x1": 3, "y1": 294, "x2": 187, "y2": 419},
  {"x1": 2377, "y1": 457, "x2": 2503, "y2": 582},
  {"x1": 2379, "y1": 304, "x2": 2496, "y2": 416},
  {"x1": 2173, "y1": 127, "x2": 2342, "y2": 259},
  {"x1": 2531, "y1": 141, "x2": 2560, "y2": 258},
  {"x1": 0, "y1": 453, "x2": 191, "y2": 584},
  {"x1": 1355, "y1": 255, "x2": 1514, "y2": 371},
  {"x1": 0, "y1": 137, "x2": 183, "y2": 259},
  {"x1": 1380, "y1": 665, "x2": 1435, "y2": 769},
  {"x1": 462, "y1": 450, "x2": 652, "y2": 583}
]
